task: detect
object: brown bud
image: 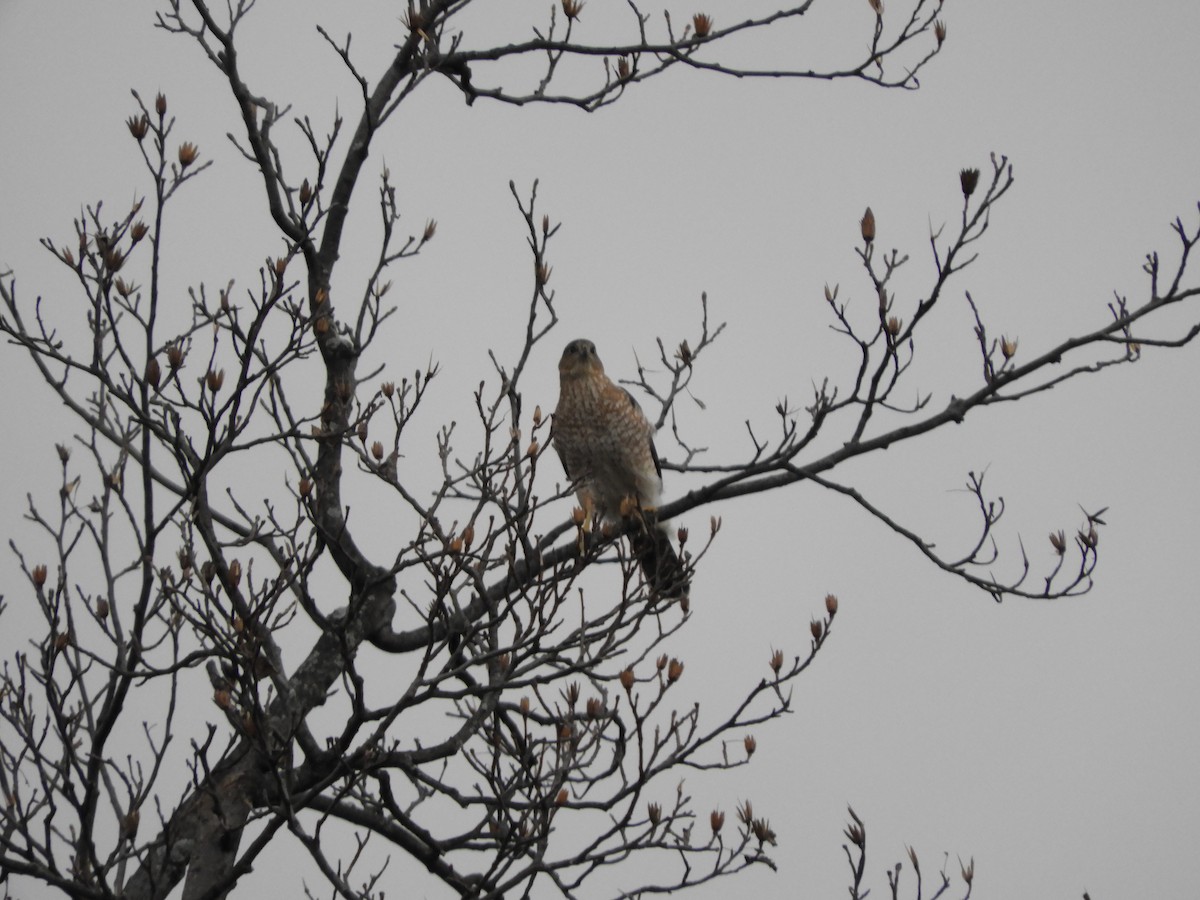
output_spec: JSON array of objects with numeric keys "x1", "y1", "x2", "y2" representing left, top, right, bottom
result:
[
  {"x1": 542, "y1": 214, "x2": 550, "y2": 235},
  {"x1": 356, "y1": 421, "x2": 368, "y2": 444},
  {"x1": 692, "y1": 13, "x2": 713, "y2": 37},
  {"x1": 114, "y1": 277, "x2": 133, "y2": 298},
  {"x1": 227, "y1": 559, "x2": 242, "y2": 587},
  {"x1": 586, "y1": 697, "x2": 602, "y2": 720},
  {"x1": 616, "y1": 56, "x2": 632, "y2": 81},
  {"x1": 448, "y1": 536, "x2": 463, "y2": 554},
  {"x1": 656, "y1": 653, "x2": 669, "y2": 672},
  {"x1": 751, "y1": 818, "x2": 777, "y2": 846},
  {"x1": 144, "y1": 357, "x2": 161, "y2": 390},
  {"x1": 201, "y1": 560, "x2": 216, "y2": 585},
  {"x1": 1081, "y1": 524, "x2": 1099, "y2": 549},
  {"x1": 860, "y1": 207, "x2": 876, "y2": 243},
  {"x1": 1000, "y1": 335, "x2": 1018, "y2": 360},
  {"x1": 565, "y1": 681, "x2": 580, "y2": 708},
  {"x1": 130, "y1": 221, "x2": 148, "y2": 243},
  {"x1": 532, "y1": 404, "x2": 543, "y2": 426},
  {"x1": 155, "y1": 93, "x2": 167, "y2": 116},
  {"x1": 422, "y1": 219, "x2": 437, "y2": 242},
  {"x1": 205, "y1": 369, "x2": 225, "y2": 393},
  {"x1": 526, "y1": 439, "x2": 539, "y2": 458},
  {"x1": 54, "y1": 631, "x2": 71, "y2": 653},
  {"x1": 519, "y1": 695, "x2": 531, "y2": 715},
  {"x1": 907, "y1": 845, "x2": 920, "y2": 874},
  {"x1": 121, "y1": 807, "x2": 141, "y2": 842},
  {"x1": 1049, "y1": 530, "x2": 1066, "y2": 555},
  {"x1": 825, "y1": 593, "x2": 839, "y2": 616},
  {"x1": 737, "y1": 800, "x2": 754, "y2": 825},
  {"x1": 961, "y1": 857, "x2": 974, "y2": 886},
  {"x1": 886, "y1": 315, "x2": 902, "y2": 337},
  {"x1": 167, "y1": 343, "x2": 185, "y2": 370},
  {"x1": 960, "y1": 167, "x2": 980, "y2": 198},
  {"x1": 934, "y1": 19, "x2": 946, "y2": 46},
  {"x1": 845, "y1": 821, "x2": 865, "y2": 847},
  {"x1": 178, "y1": 142, "x2": 199, "y2": 167},
  {"x1": 382, "y1": 381, "x2": 395, "y2": 398},
  {"x1": 647, "y1": 802, "x2": 662, "y2": 825},
  {"x1": 710, "y1": 515, "x2": 722, "y2": 535},
  {"x1": 769, "y1": 648, "x2": 784, "y2": 675},
  {"x1": 561, "y1": 0, "x2": 585, "y2": 20},
  {"x1": 667, "y1": 658, "x2": 684, "y2": 683},
  {"x1": 810, "y1": 618, "x2": 824, "y2": 641},
  {"x1": 866, "y1": 0, "x2": 883, "y2": 14},
  {"x1": 710, "y1": 809, "x2": 725, "y2": 835},
  {"x1": 620, "y1": 667, "x2": 635, "y2": 693},
  {"x1": 677, "y1": 525, "x2": 689, "y2": 545},
  {"x1": 462, "y1": 523, "x2": 475, "y2": 549},
  {"x1": 95, "y1": 598, "x2": 109, "y2": 620},
  {"x1": 572, "y1": 506, "x2": 587, "y2": 526},
  {"x1": 556, "y1": 788, "x2": 569, "y2": 806},
  {"x1": 298, "y1": 477, "x2": 312, "y2": 498},
  {"x1": 127, "y1": 115, "x2": 150, "y2": 141},
  {"x1": 32, "y1": 565, "x2": 48, "y2": 588},
  {"x1": 536, "y1": 261, "x2": 552, "y2": 286},
  {"x1": 371, "y1": 441, "x2": 384, "y2": 461},
  {"x1": 676, "y1": 339, "x2": 693, "y2": 365},
  {"x1": 744, "y1": 734, "x2": 757, "y2": 757},
  {"x1": 273, "y1": 256, "x2": 287, "y2": 276},
  {"x1": 298, "y1": 179, "x2": 312, "y2": 205}
]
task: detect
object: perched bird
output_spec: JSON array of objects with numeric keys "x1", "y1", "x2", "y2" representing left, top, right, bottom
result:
[{"x1": 552, "y1": 338, "x2": 689, "y2": 598}]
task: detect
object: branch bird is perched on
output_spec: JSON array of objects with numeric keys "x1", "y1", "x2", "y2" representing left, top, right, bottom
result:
[{"x1": 553, "y1": 338, "x2": 689, "y2": 599}]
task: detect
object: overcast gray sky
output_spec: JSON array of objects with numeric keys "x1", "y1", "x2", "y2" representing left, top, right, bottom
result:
[{"x1": 2, "y1": 2, "x2": 1199, "y2": 898}]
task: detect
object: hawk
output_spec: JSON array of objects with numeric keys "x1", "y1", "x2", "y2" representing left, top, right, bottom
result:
[{"x1": 552, "y1": 338, "x2": 689, "y2": 598}]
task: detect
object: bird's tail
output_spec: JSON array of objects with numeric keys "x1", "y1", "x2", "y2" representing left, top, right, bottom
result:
[{"x1": 629, "y1": 517, "x2": 690, "y2": 600}]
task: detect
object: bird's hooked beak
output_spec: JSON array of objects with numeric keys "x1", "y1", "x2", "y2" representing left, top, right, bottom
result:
[{"x1": 559, "y1": 339, "x2": 600, "y2": 377}]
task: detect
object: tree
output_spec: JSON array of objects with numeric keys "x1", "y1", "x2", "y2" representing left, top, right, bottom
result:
[{"x1": 1, "y1": 1, "x2": 1196, "y2": 898}]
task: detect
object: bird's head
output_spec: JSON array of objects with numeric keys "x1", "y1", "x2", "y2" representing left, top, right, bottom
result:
[{"x1": 558, "y1": 338, "x2": 603, "y2": 379}]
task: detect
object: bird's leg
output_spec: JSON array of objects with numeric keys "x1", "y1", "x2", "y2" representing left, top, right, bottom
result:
[
  {"x1": 619, "y1": 495, "x2": 656, "y2": 532},
  {"x1": 580, "y1": 490, "x2": 595, "y2": 533}
]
